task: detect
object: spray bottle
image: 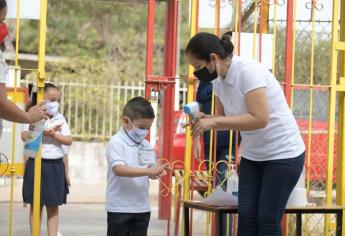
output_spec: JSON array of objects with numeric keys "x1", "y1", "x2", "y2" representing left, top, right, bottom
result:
[
  {"x1": 183, "y1": 102, "x2": 200, "y2": 119},
  {"x1": 23, "y1": 120, "x2": 45, "y2": 158}
]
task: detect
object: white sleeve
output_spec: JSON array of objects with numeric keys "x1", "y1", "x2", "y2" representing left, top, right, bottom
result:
[
  {"x1": 0, "y1": 62, "x2": 7, "y2": 84},
  {"x1": 60, "y1": 117, "x2": 71, "y2": 136},
  {"x1": 239, "y1": 63, "x2": 267, "y2": 95},
  {"x1": 106, "y1": 139, "x2": 126, "y2": 168},
  {"x1": 62, "y1": 145, "x2": 70, "y2": 155}
]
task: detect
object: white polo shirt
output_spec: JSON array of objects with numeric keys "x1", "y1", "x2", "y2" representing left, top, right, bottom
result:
[
  {"x1": 0, "y1": 51, "x2": 7, "y2": 84},
  {"x1": 212, "y1": 55, "x2": 305, "y2": 161},
  {"x1": 23, "y1": 113, "x2": 71, "y2": 159},
  {"x1": 105, "y1": 128, "x2": 151, "y2": 213}
]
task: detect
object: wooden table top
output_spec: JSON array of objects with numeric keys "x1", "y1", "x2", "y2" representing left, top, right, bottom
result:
[{"x1": 182, "y1": 200, "x2": 345, "y2": 214}]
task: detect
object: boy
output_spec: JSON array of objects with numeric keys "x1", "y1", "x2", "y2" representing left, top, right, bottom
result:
[{"x1": 106, "y1": 97, "x2": 167, "y2": 236}]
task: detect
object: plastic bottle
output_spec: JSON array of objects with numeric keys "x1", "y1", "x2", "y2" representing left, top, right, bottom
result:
[
  {"x1": 23, "y1": 120, "x2": 45, "y2": 158},
  {"x1": 183, "y1": 102, "x2": 199, "y2": 119},
  {"x1": 227, "y1": 164, "x2": 239, "y2": 197}
]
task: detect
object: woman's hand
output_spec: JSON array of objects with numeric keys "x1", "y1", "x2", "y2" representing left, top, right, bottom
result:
[
  {"x1": 27, "y1": 102, "x2": 48, "y2": 123},
  {"x1": 182, "y1": 112, "x2": 209, "y2": 128},
  {"x1": 191, "y1": 118, "x2": 215, "y2": 138}
]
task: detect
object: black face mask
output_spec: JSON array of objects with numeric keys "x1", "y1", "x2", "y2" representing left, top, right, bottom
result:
[{"x1": 193, "y1": 64, "x2": 218, "y2": 82}]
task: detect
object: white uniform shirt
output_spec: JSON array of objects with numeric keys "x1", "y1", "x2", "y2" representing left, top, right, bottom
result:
[
  {"x1": 212, "y1": 55, "x2": 305, "y2": 161},
  {"x1": 105, "y1": 128, "x2": 151, "y2": 213},
  {"x1": 0, "y1": 51, "x2": 7, "y2": 84},
  {"x1": 23, "y1": 113, "x2": 71, "y2": 159}
]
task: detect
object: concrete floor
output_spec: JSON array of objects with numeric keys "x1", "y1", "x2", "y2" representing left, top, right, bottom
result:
[{"x1": 0, "y1": 178, "x2": 209, "y2": 236}]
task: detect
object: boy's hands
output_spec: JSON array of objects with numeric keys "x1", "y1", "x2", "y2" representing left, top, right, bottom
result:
[
  {"x1": 43, "y1": 124, "x2": 63, "y2": 137},
  {"x1": 148, "y1": 163, "x2": 169, "y2": 179}
]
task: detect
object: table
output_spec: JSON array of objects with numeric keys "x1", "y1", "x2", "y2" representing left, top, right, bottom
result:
[{"x1": 182, "y1": 200, "x2": 344, "y2": 236}]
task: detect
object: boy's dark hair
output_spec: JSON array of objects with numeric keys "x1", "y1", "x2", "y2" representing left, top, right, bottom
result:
[
  {"x1": 44, "y1": 82, "x2": 59, "y2": 93},
  {"x1": 123, "y1": 97, "x2": 155, "y2": 121}
]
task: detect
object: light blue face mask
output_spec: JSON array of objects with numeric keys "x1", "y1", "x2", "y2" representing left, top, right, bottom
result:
[{"x1": 126, "y1": 119, "x2": 149, "y2": 144}]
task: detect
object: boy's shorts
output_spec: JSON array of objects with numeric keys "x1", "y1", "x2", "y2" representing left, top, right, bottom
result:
[{"x1": 107, "y1": 212, "x2": 151, "y2": 236}]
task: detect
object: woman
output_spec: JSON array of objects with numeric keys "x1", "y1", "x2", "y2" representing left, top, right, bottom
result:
[
  {"x1": 0, "y1": 0, "x2": 46, "y2": 138},
  {"x1": 186, "y1": 32, "x2": 305, "y2": 235}
]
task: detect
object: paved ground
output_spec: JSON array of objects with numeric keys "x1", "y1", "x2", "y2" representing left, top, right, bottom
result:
[{"x1": 0, "y1": 178, "x2": 209, "y2": 236}]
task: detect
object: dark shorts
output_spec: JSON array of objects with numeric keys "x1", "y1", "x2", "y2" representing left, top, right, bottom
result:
[
  {"x1": 22, "y1": 158, "x2": 69, "y2": 206},
  {"x1": 107, "y1": 212, "x2": 151, "y2": 236}
]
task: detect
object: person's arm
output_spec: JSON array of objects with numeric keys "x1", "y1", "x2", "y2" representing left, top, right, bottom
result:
[
  {"x1": 191, "y1": 88, "x2": 269, "y2": 137},
  {"x1": 63, "y1": 155, "x2": 71, "y2": 186},
  {"x1": 52, "y1": 134, "x2": 73, "y2": 145},
  {"x1": 44, "y1": 121, "x2": 73, "y2": 145},
  {"x1": 0, "y1": 84, "x2": 46, "y2": 123},
  {"x1": 113, "y1": 163, "x2": 168, "y2": 178}
]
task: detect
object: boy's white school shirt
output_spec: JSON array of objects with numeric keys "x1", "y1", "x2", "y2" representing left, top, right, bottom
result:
[
  {"x1": 106, "y1": 128, "x2": 151, "y2": 213},
  {"x1": 23, "y1": 113, "x2": 71, "y2": 159}
]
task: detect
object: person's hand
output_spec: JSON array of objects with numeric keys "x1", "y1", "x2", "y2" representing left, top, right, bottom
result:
[
  {"x1": 191, "y1": 118, "x2": 215, "y2": 138},
  {"x1": 43, "y1": 128, "x2": 55, "y2": 137},
  {"x1": 193, "y1": 138, "x2": 202, "y2": 161},
  {"x1": 26, "y1": 102, "x2": 48, "y2": 123},
  {"x1": 194, "y1": 112, "x2": 207, "y2": 119},
  {"x1": 148, "y1": 163, "x2": 168, "y2": 177},
  {"x1": 157, "y1": 169, "x2": 167, "y2": 178},
  {"x1": 66, "y1": 175, "x2": 71, "y2": 187},
  {"x1": 50, "y1": 123, "x2": 63, "y2": 132},
  {"x1": 182, "y1": 112, "x2": 208, "y2": 129}
]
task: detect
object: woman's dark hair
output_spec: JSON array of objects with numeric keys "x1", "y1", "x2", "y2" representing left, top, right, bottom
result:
[
  {"x1": 186, "y1": 31, "x2": 234, "y2": 61},
  {"x1": 0, "y1": 0, "x2": 7, "y2": 10}
]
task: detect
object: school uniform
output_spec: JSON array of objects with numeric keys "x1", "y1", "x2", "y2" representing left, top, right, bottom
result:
[
  {"x1": 106, "y1": 128, "x2": 153, "y2": 236},
  {"x1": 22, "y1": 113, "x2": 71, "y2": 206},
  {"x1": 212, "y1": 55, "x2": 306, "y2": 235}
]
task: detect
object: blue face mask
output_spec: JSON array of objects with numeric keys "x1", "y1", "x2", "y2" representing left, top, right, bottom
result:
[{"x1": 126, "y1": 119, "x2": 149, "y2": 144}]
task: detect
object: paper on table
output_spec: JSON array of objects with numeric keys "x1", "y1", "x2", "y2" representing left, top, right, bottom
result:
[{"x1": 202, "y1": 187, "x2": 238, "y2": 206}]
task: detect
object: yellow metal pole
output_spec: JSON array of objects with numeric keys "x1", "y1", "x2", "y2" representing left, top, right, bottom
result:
[
  {"x1": 32, "y1": 0, "x2": 48, "y2": 235},
  {"x1": 183, "y1": 1, "x2": 197, "y2": 236},
  {"x1": 304, "y1": 3, "x2": 317, "y2": 235},
  {"x1": 252, "y1": 0, "x2": 258, "y2": 59},
  {"x1": 336, "y1": 1, "x2": 345, "y2": 236},
  {"x1": 306, "y1": 0, "x2": 316, "y2": 199},
  {"x1": 8, "y1": 0, "x2": 21, "y2": 235},
  {"x1": 289, "y1": 0, "x2": 297, "y2": 110},
  {"x1": 325, "y1": 0, "x2": 339, "y2": 235},
  {"x1": 183, "y1": 0, "x2": 197, "y2": 204}
]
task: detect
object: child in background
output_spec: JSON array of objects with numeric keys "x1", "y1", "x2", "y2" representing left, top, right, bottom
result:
[
  {"x1": 21, "y1": 83, "x2": 72, "y2": 236},
  {"x1": 106, "y1": 97, "x2": 168, "y2": 236}
]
